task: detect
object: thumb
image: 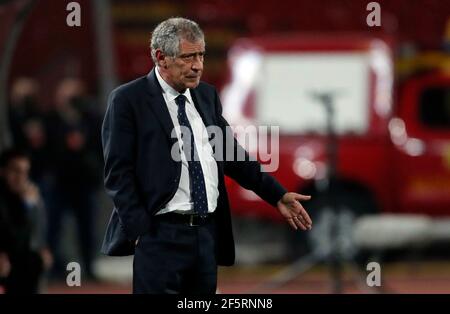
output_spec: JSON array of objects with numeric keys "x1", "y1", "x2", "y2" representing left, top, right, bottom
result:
[{"x1": 294, "y1": 193, "x2": 311, "y2": 201}]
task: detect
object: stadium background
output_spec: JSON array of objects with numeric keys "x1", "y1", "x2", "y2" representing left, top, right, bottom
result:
[{"x1": 1, "y1": 0, "x2": 450, "y2": 293}]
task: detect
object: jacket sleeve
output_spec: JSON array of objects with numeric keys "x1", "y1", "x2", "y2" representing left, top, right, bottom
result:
[
  {"x1": 214, "y1": 89, "x2": 287, "y2": 207},
  {"x1": 102, "y1": 90, "x2": 151, "y2": 241}
]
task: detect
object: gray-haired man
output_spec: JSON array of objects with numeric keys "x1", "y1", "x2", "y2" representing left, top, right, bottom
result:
[{"x1": 101, "y1": 17, "x2": 312, "y2": 294}]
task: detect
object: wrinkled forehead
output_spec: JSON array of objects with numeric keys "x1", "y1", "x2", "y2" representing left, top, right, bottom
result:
[{"x1": 179, "y1": 39, "x2": 205, "y2": 54}]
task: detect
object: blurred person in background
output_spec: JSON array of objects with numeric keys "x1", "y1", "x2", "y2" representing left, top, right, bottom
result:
[
  {"x1": 45, "y1": 78, "x2": 102, "y2": 281},
  {"x1": 101, "y1": 17, "x2": 312, "y2": 294},
  {"x1": 8, "y1": 78, "x2": 51, "y2": 189},
  {"x1": 0, "y1": 148, "x2": 52, "y2": 294},
  {"x1": 8, "y1": 77, "x2": 40, "y2": 149}
]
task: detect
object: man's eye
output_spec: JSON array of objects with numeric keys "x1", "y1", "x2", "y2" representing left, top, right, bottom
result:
[
  {"x1": 179, "y1": 53, "x2": 205, "y2": 61},
  {"x1": 179, "y1": 55, "x2": 193, "y2": 61}
]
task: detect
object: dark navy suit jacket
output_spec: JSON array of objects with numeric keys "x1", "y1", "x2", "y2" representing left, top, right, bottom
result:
[{"x1": 100, "y1": 68, "x2": 286, "y2": 266}]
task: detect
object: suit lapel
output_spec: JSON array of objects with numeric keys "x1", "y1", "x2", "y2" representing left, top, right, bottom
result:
[
  {"x1": 190, "y1": 88, "x2": 215, "y2": 128},
  {"x1": 144, "y1": 68, "x2": 215, "y2": 145},
  {"x1": 190, "y1": 88, "x2": 223, "y2": 165},
  {"x1": 144, "y1": 69, "x2": 178, "y2": 145},
  {"x1": 190, "y1": 87, "x2": 224, "y2": 165}
]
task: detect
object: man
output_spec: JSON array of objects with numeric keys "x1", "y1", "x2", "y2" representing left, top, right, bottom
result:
[
  {"x1": 45, "y1": 78, "x2": 102, "y2": 280},
  {"x1": 101, "y1": 17, "x2": 312, "y2": 294},
  {"x1": 0, "y1": 148, "x2": 52, "y2": 293}
]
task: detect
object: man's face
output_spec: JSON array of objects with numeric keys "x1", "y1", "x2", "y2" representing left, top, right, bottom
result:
[
  {"x1": 2, "y1": 157, "x2": 30, "y2": 195},
  {"x1": 158, "y1": 39, "x2": 205, "y2": 92}
]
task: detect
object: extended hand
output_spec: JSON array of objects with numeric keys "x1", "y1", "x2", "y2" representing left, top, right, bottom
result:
[{"x1": 277, "y1": 192, "x2": 312, "y2": 231}]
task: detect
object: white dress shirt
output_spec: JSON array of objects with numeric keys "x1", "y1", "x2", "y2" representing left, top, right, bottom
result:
[{"x1": 155, "y1": 67, "x2": 219, "y2": 215}]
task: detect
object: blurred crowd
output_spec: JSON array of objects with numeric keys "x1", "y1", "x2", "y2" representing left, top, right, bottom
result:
[{"x1": 0, "y1": 77, "x2": 103, "y2": 293}]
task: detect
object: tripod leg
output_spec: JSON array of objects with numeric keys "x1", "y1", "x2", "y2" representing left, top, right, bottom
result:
[{"x1": 250, "y1": 249, "x2": 328, "y2": 293}]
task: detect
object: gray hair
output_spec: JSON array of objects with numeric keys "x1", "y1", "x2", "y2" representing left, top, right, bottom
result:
[{"x1": 150, "y1": 17, "x2": 205, "y2": 64}]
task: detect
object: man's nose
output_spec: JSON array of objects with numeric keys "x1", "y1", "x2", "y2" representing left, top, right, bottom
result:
[{"x1": 191, "y1": 57, "x2": 203, "y2": 71}]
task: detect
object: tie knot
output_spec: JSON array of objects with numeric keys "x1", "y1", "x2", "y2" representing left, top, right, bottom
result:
[{"x1": 176, "y1": 94, "x2": 187, "y2": 106}]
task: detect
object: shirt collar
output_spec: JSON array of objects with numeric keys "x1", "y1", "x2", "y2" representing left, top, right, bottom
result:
[{"x1": 155, "y1": 66, "x2": 193, "y2": 104}]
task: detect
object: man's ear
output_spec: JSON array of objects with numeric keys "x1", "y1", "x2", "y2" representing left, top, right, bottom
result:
[{"x1": 155, "y1": 49, "x2": 168, "y2": 68}]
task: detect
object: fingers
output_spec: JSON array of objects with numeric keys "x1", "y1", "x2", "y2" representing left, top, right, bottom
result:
[
  {"x1": 299, "y1": 208, "x2": 312, "y2": 227},
  {"x1": 293, "y1": 193, "x2": 311, "y2": 201},
  {"x1": 282, "y1": 192, "x2": 313, "y2": 231},
  {"x1": 293, "y1": 216, "x2": 308, "y2": 230},
  {"x1": 285, "y1": 207, "x2": 312, "y2": 230},
  {"x1": 286, "y1": 218, "x2": 298, "y2": 230},
  {"x1": 291, "y1": 201, "x2": 312, "y2": 227},
  {"x1": 287, "y1": 215, "x2": 310, "y2": 231}
]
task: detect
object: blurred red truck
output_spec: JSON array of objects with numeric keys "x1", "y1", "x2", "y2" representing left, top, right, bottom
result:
[{"x1": 221, "y1": 35, "x2": 450, "y2": 231}]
